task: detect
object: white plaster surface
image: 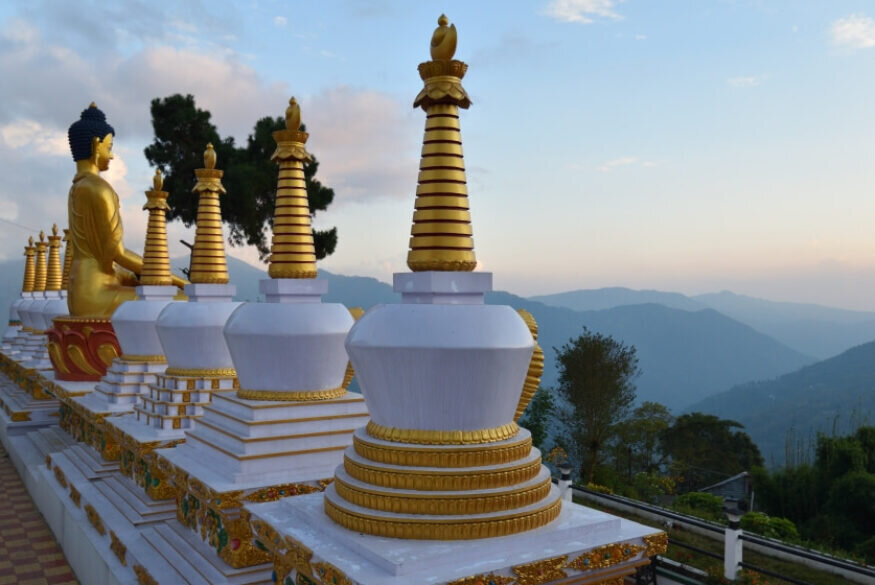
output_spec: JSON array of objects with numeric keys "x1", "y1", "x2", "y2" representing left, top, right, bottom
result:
[
  {"x1": 40, "y1": 291, "x2": 69, "y2": 333},
  {"x1": 112, "y1": 290, "x2": 177, "y2": 357},
  {"x1": 346, "y1": 302, "x2": 533, "y2": 431},
  {"x1": 224, "y1": 294, "x2": 352, "y2": 392},
  {"x1": 247, "y1": 494, "x2": 657, "y2": 583},
  {"x1": 156, "y1": 293, "x2": 241, "y2": 371},
  {"x1": 394, "y1": 271, "x2": 492, "y2": 305}
]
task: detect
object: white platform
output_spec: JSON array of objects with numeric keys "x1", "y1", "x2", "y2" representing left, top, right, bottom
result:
[{"x1": 248, "y1": 492, "x2": 661, "y2": 584}]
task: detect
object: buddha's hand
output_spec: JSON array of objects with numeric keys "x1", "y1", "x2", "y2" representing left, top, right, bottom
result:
[{"x1": 171, "y1": 274, "x2": 189, "y2": 289}]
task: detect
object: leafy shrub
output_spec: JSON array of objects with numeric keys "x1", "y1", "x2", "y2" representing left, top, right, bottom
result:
[
  {"x1": 741, "y1": 511, "x2": 800, "y2": 541},
  {"x1": 672, "y1": 492, "x2": 725, "y2": 523}
]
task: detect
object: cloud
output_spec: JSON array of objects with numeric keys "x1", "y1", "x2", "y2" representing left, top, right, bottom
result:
[
  {"x1": 301, "y1": 86, "x2": 420, "y2": 205},
  {"x1": 727, "y1": 75, "x2": 762, "y2": 88},
  {"x1": 545, "y1": 0, "x2": 623, "y2": 24},
  {"x1": 635, "y1": 34, "x2": 647, "y2": 41},
  {"x1": 274, "y1": 16, "x2": 287, "y2": 28},
  {"x1": 597, "y1": 156, "x2": 637, "y2": 172},
  {"x1": 830, "y1": 14, "x2": 875, "y2": 50}
]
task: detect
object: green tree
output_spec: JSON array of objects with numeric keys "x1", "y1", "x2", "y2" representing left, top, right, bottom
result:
[
  {"x1": 554, "y1": 328, "x2": 640, "y2": 484},
  {"x1": 610, "y1": 401, "x2": 674, "y2": 482},
  {"x1": 144, "y1": 94, "x2": 337, "y2": 261},
  {"x1": 518, "y1": 387, "x2": 555, "y2": 452},
  {"x1": 661, "y1": 413, "x2": 764, "y2": 492}
]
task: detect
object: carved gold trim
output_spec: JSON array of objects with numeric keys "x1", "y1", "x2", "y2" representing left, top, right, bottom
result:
[
  {"x1": 512, "y1": 555, "x2": 568, "y2": 585},
  {"x1": 311, "y1": 562, "x2": 353, "y2": 585},
  {"x1": 69, "y1": 485, "x2": 81, "y2": 508},
  {"x1": 352, "y1": 433, "x2": 532, "y2": 468},
  {"x1": 121, "y1": 354, "x2": 167, "y2": 363},
  {"x1": 324, "y1": 495, "x2": 561, "y2": 540},
  {"x1": 133, "y1": 564, "x2": 158, "y2": 585},
  {"x1": 565, "y1": 542, "x2": 646, "y2": 572},
  {"x1": 333, "y1": 475, "x2": 552, "y2": 515},
  {"x1": 110, "y1": 530, "x2": 127, "y2": 566},
  {"x1": 10, "y1": 411, "x2": 31, "y2": 422},
  {"x1": 343, "y1": 455, "x2": 542, "y2": 491},
  {"x1": 236, "y1": 386, "x2": 345, "y2": 402},
  {"x1": 366, "y1": 420, "x2": 519, "y2": 445},
  {"x1": 217, "y1": 392, "x2": 363, "y2": 409},
  {"x1": 644, "y1": 532, "x2": 668, "y2": 556},
  {"x1": 53, "y1": 465, "x2": 67, "y2": 488},
  {"x1": 164, "y1": 367, "x2": 236, "y2": 378},
  {"x1": 85, "y1": 504, "x2": 106, "y2": 535},
  {"x1": 448, "y1": 574, "x2": 514, "y2": 585}
]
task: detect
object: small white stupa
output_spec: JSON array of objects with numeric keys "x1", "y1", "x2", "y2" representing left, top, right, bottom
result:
[
  {"x1": 1, "y1": 237, "x2": 37, "y2": 355},
  {"x1": 109, "y1": 144, "x2": 241, "y2": 501},
  {"x1": 15, "y1": 231, "x2": 50, "y2": 364},
  {"x1": 73, "y1": 169, "x2": 182, "y2": 462},
  {"x1": 155, "y1": 98, "x2": 368, "y2": 569}
]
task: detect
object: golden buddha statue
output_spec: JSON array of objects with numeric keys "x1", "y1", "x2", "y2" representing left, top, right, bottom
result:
[{"x1": 66, "y1": 103, "x2": 185, "y2": 317}]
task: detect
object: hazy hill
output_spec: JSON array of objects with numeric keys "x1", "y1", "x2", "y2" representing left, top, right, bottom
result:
[
  {"x1": 531, "y1": 287, "x2": 875, "y2": 360},
  {"x1": 694, "y1": 291, "x2": 875, "y2": 360},
  {"x1": 532, "y1": 287, "x2": 705, "y2": 312},
  {"x1": 689, "y1": 340, "x2": 875, "y2": 466},
  {"x1": 487, "y1": 294, "x2": 813, "y2": 411},
  {"x1": 0, "y1": 256, "x2": 813, "y2": 411}
]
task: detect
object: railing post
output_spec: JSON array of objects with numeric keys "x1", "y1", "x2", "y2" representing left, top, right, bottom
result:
[
  {"x1": 559, "y1": 465, "x2": 572, "y2": 502},
  {"x1": 723, "y1": 499, "x2": 747, "y2": 581}
]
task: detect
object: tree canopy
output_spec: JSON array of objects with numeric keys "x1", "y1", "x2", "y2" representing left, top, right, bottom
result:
[
  {"x1": 555, "y1": 328, "x2": 640, "y2": 483},
  {"x1": 144, "y1": 94, "x2": 337, "y2": 261}
]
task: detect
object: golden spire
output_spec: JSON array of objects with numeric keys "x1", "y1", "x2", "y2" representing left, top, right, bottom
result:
[
  {"x1": 407, "y1": 15, "x2": 476, "y2": 272},
  {"x1": 140, "y1": 169, "x2": 173, "y2": 286},
  {"x1": 61, "y1": 229, "x2": 73, "y2": 291},
  {"x1": 514, "y1": 309, "x2": 545, "y2": 421},
  {"x1": 267, "y1": 97, "x2": 317, "y2": 279},
  {"x1": 46, "y1": 224, "x2": 63, "y2": 292},
  {"x1": 33, "y1": 230, "x2": 48, "y2": 292},
  {"x1": 189, "y1": 143, "x2": 229, "y2": 284},
  {"x1": 22, "y1": 237, "x2": 36, "y2": 293}
]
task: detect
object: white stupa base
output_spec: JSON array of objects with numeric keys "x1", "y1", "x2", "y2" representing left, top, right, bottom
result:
[
  {"x1": 154, "y1": 391, "x2": 369, "y2": 568},
  {"x1": 0, "y1": 370, "x2": 60, "y2": 440},
  {"x1": 135, "y1": 372, "x2": 236, "y2": 432},
  {"x1": 248, "y1": 493, "x2": 665, "y2": 585}
]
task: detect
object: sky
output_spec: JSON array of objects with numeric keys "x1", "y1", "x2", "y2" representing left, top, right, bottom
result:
[{"x1": 1, "y1": 1, "x2": 875, "y2": 309}]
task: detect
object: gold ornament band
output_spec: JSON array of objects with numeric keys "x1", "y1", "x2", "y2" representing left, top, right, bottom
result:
[
  {"x1": 46, "y1": 224, "x2": 63, "y2": 291},
  {"x1": 343, "y1": 455, "x2": 541, "y2": 491},
  {"x1": 352, "y1": 433, "x2": 532, "y2": 468},
  {"x1": 366, "y1": 420, "x2": 519, "y2": 445},
  {"x1": 34, "y1": 232, "x2": 48, "y2": 292},
  {"x1": 189, "y1": 144, "x2": 230, "y2": 285},
  {"x1": 164, "y1": 367, "x2": 237, "y2": 378},
  {"x1": 324, "y1": 495, "x2": 560, "y2": 540},
  {"x1": 121, "y1": 354, "x2": 167, "y2": 363},
  {"x1": 22, "y1": 237, "x2": 36, "y2": 292},
  {"x1": 333, "y1": 475, "x2": 552, "y2": 515},
  {"x1": 236, "y1": 387, "x2": 346, "y2": 402}
]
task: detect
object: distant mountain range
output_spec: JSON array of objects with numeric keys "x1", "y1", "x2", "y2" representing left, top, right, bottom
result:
[
  {"x1": 534, "y1": 287, "x2": 875, "y2": 360},
  {"x1": 688, "y1": 340, "x2": 875, "y2": 465}
]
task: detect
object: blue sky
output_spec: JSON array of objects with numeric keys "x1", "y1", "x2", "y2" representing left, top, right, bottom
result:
[{"x1": 1, "y1": 1, "x2": 875, "y2": 308}]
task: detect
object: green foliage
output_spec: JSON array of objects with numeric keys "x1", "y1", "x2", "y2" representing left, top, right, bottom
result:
[
  {"x1": 740, "y1": 511, "x2": 800, "y2": 542},
  {"x1": 144, "y1": 94, "x2": 337, "y2": 262},
  {"x1": 609, "y1": 401, "x2": 673, "y2": 483},
  {"x1": 518, "y1": 387, "x2": 554, "y2": 451},
  {"x1": 554, "y1": 328, "x2": 640, "y2": 483},
  {"x1": 662, "y1": 412, "x2": 763, "y2": 492},
  {"x1": 672, "y1": 492, "x2": 725, "y2": 523}
]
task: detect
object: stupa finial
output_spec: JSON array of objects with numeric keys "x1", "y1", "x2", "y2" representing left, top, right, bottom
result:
[
  {"x1": 33, "y1": 230, "x2": 48, "y2": 292},
  {"x1": 407, "y1": 14, "x2": 476, "y2": 272},
  {"x1": 22, "y1": 237, "x2": 36, "y2": 293},
  {"x1": 140, "y1": 168, "x2": 173, "y2": 286},
  {"x1": 267, "y1": 96, "x2": 317, "y2": 279},
  {"x1": 430, "y1": 14, "x2": 457, "y2": 60},
  {"x1": 46, "y1": 223, "x2": 63, "y2": 292},
  {"x1": 190, "y1": 143, "x2": 229, "y2": 284}
]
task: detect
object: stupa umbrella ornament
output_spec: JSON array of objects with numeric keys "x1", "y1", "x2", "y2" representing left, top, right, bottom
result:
[
  {"x1": 17, "y1": 231, "x2": 51, "y2": 362},
  {"x1": 23, "y1": 224, "x2": 68, "y2": 369}
]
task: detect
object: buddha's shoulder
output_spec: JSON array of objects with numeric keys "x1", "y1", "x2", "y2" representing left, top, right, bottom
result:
[{"x1": 71, "y1": 172, "x2": 117, "y2": 199}]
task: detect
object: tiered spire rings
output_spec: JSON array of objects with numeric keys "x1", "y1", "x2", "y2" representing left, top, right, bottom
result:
[
  {"x1": 22, "y1": 237, "x2": 35, "y2": 293},
  {"x1": 61, "y1": 229, "x2": 73, "y2": 291},
  {"x1": 46, "y1": 224, "x2": 63, "y2": 292},
  {"x1": 33, "y1": 231, "x2": 48, "y2": 293},
  {"x1": 268, "y1": 97, "x2": 318, "y2": 279},
  {"x1": 407, "y1": 14, "x2": 476, "y2": 272},
  {"x1": 189, "y1": 144, "x2": 230, "y2": 284},
  {"x1": 140, "y1": 170, "x2": 173, "y2": 286}
]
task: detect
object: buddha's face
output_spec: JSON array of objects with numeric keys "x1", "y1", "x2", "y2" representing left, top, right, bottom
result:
[{"x1": 94, "y1": 133, "x2": 114, "y2": 171}]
